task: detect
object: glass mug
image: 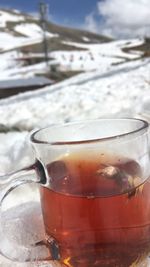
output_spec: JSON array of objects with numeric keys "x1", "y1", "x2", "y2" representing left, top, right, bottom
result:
[{"x1": 0, "y1": 118, "x2": 150, "y2": 267}]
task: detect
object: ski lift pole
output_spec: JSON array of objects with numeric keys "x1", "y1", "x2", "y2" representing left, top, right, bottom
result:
[{"x1": 39, "y1": 1, "x2": 49, "y2": 69}]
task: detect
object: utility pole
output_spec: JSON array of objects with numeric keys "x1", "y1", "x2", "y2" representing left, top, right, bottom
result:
[{"x1": 39, "y1": 1, "x2": 49, "y2": 69}]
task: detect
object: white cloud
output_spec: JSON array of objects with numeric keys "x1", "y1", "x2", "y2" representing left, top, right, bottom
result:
[
  {"x1": 84, "y1": 12, "x2": 99, "y2": 33},
  {"x1": 84, "y1": 0, "x2": 150, "y2": 38}
]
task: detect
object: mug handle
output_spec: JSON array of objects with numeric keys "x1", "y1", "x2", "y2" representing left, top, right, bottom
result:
[{"x1": 0, "y1": 162, "x2": 51, "y2": 262}]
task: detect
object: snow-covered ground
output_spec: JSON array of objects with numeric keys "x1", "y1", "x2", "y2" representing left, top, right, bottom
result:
[
  {"x1": 62, "y1": 38, "x2": 144, "y2": 60},
  {"x1": 14, "y1": 23, "x2": 58, "y2": 39},
  {"x1": 0, "y1": 36, "x2": 149, "y2": 174},
  {"x1": 0, "y1": 9, "x2": 25, "y2": 28},
  {"x1": 0, "y1": 36, "x2": 146, "y2": 77},
  {"x1": 0, "y1": 10, "x2": 57, "y2": 52},
  {"x1": 0, "y1": 10, "x2": 150, "y2": 265},
  {"x1": 0, "y1": 56, "x2": 149, "y2": 130}
]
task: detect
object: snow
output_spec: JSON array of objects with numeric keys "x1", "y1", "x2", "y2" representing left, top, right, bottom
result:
[
  {"x1": 62, "y1": 38, "x2": 144, "y2": 60},
  {"x1": 0, "y1": 60, "x2": 47, "y2": 80},
  {"x1": 0, "y1": 32, "x2": 27, "y2": 51},
  {"x1": 82, "y1": 36, "x2": 90, "y2": 42},
  {"x1": 0, "y1": 11, "x2": 150, "y2": 265},
  {"x1": 0, "y1": 35, "x2": 145, "y2": 79},
  {"x1": 0, "y1": 31, "x2": 44, "y2": 52},
  {"x1": 51, "y1": 49, "x2": 123, "y2": 72},
  {"x1": 0, "y1": 183, "x2": 53, "y2": 266},
  {"x1": 0, "y1": 16, "x2": 148, "y2": 179},
  {"x1": 48, "y1": 38, "x2": 144, "y2": 72},
  {"x1": 0, "y1": 9, "x2": 59, "y2": 53},
  {"x1": 0, "y1": 29, "x2": 46, "y2": 52},
  {"x1": 0, "y1": 57, "x2": 149, "y2": 131},
  {"x1": 0, "y1": 10, "x2": 25, "y2": 27},
  {"x1": 0, "y1": 131, "x2": 34, "y2": 175},
  {"x1": 15, "y1": 23, "x2": 58, "y2": 38},
  {"x1": 0, "y1": 14, "x2": 58, "y2": 53},
  {"x1": 0, "y1": 51, "x2": 52, "y2": 80}
]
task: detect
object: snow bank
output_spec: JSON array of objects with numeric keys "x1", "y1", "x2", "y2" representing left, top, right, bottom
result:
[
  {"x1": 15, "y1": 23, "x2": 58, "y2": 38},
  {"x1": 0, "y1": 32, "x2": 27, "y2": 51},
  {"x1": 0, "y1": 10, "x2": 25, "y2": 27},
  {"x1": 0, "y1": 57, "x2": 149, "y2": 131}
]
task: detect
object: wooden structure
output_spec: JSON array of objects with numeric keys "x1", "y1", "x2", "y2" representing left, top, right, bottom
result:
[{"x1": 0, "y1": 76, "x2": 54, "y2": 99}]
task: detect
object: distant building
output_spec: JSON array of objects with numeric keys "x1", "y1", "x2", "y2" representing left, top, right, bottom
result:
[{"x1": 0, "y1": 76, "x2": 54, "y2": 99}]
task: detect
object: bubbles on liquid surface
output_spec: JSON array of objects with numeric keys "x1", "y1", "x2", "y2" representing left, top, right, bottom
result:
[{"x1": 46, "y1": 153, "x2": 143, "y2": 197}]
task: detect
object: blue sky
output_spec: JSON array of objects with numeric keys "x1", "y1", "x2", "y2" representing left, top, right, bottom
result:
[
  {"x1": 0, "y1": 0, "x2": 101, "y2": 28},
  {"x1": 0, "y1": 0, "x2": 149, "y2": 38}
]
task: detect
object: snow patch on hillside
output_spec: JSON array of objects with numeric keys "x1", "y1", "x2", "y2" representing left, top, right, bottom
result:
[
  {"x1": 62, "y1": 39, "x2": 144, "y2": 59},
  {"x1": 15, "y1": 23, "x2": 58, "y2": 38},
  {"x1": 0, "y1": 10, "x2": 25, "y2": 27}
]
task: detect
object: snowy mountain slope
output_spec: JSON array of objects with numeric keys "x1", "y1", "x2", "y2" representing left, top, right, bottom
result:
[
  {"x1": 0, "y1": 56, "x2": 149, "y2": 131},
  {"x1": 0, "y1": 9, "x2": 25, "y2": 27},
  {"x1": 0, "y1": 8, "x2": 112, "y2": 79},
  {"x1": 14, "y1": 23, "x2": 58, "y2": 38},
  {"x1": 0, "y1": 36, "x2": 146, "y2": 80},
  {"x1": 50, "y1": 38, "x2": 144, "y2": 73},
  {"x1": 0, "y1": 8, "x2": 148, "y2": 79},
  {"x1": 61, "y1": 39, "x2": 144, "y2": 59},
  {"x1": 0, "y1": 9, "x2": 111, "y2": 51},
  {"x1": 0, "y1": 9, "x2": 40, "y2": 51},
  {"x1": 0, "y1": 8, "x2": 149, "y2": 129}
]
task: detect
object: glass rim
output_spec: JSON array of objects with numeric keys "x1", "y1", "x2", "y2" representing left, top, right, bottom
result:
[{"x1": 30, "y1": 118, "x2": 149, "y2": 146}]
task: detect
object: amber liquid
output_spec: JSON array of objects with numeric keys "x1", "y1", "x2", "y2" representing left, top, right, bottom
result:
[{"x1": 40, "y1": 152, "x2": 150, "y2": 267}]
